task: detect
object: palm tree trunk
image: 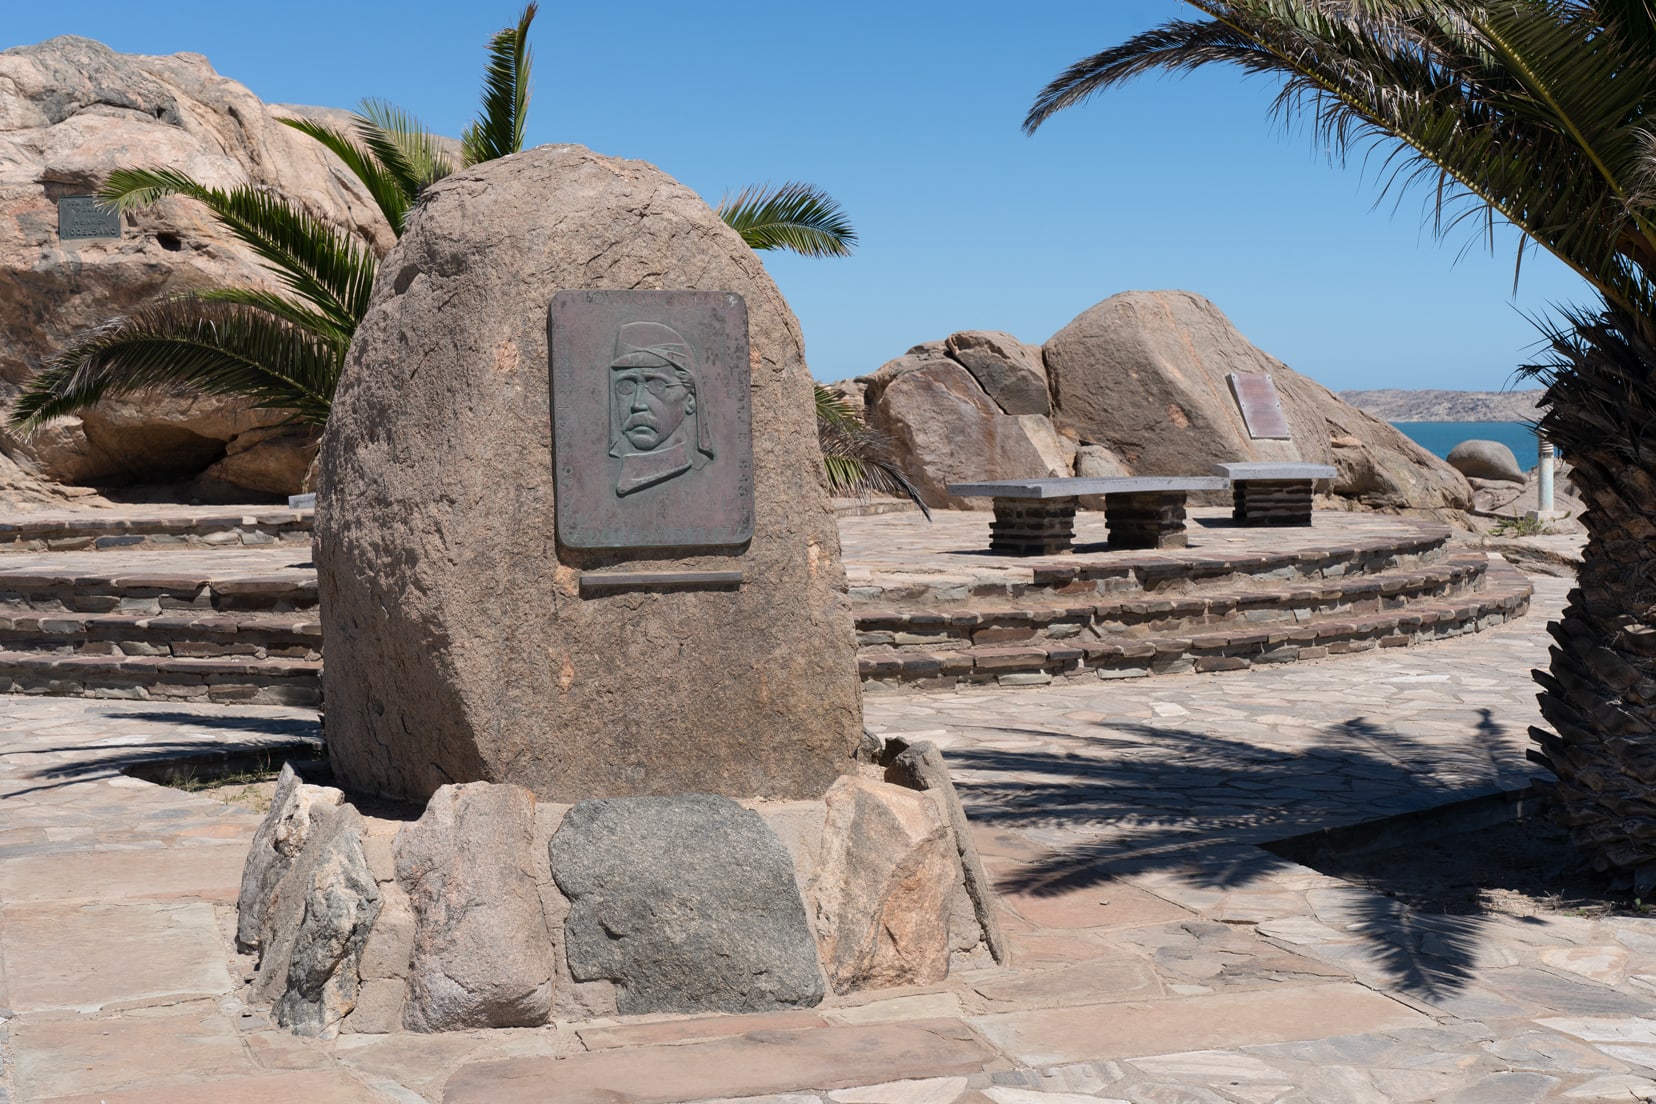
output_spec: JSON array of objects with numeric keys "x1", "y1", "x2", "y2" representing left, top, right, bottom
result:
[{"x1": 1528, "y1": 309, "x2": 1656, "y2": 893}]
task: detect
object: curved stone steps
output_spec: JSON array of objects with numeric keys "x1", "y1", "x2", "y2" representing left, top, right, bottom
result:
[
  {"x1": 0, "y1": 506, "x2": 1536, "y2": 702},
  {"x1": 858, "y1": 556, "x2": 1532, "y2": 692},
  {"x1": 0, "y1": 650, "x2": 321, "y2": 705},
  {"x1": 0, "y1": 552, "x2": 317, "y2": 614},
  {"x1": 0, "y1": 506, "x2": 312, "y2": 552},
  {"x1": 855, "y1": 553, "x2": 1492, "y2": 653},
  {"x1": 0, "y1": 610, "x2": 322, "y2": 660},
  {"x1": 848, "y1": 527, "x2": 1455, "y2": 612}
]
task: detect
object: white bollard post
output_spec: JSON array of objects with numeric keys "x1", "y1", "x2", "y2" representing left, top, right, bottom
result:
[{"x1": 1538, "y1": 439, "x2": 1555, "y2": 513}]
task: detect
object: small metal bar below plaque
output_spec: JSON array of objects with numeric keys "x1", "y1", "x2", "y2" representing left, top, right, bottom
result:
[{"x1": 578, "y1": 570, "x2": 744, "y2": 595}]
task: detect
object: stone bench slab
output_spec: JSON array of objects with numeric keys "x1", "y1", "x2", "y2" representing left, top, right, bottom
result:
[
  {"x1": 1211, "y1": 463, "x2": 1336, "y2": 481},
  {"x1": 949, "y1": 477, "x2": 1229, "y2": 499}
]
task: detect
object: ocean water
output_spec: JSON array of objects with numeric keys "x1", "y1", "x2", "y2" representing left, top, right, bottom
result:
[{"x1": 1391, "y1": 420, "x2": 1542, "y2": 463}]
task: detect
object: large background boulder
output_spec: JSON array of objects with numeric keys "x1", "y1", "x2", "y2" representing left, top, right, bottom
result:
[
  {"x1": 0, "y1": 36, "x2": 389, "y2": 495},
  {"x1": 944, "y1": 330, "x2": 1050, "y2": 416},
  {"x1": 1043, "y1": 291, "x2": 1470, "y2": 511},
  {"x1": 839, "y1": 291, "x2": 1471, "y2": 516},
  {"x1": 316, "y1": 144, "x2": 863, "y2": 804},
  {"x1": 863, "y1": 353, "x2": 1074, "y2": 510},
  {"x1": 1447, "y1": 438, "x2": 1525, "y2": 483}
]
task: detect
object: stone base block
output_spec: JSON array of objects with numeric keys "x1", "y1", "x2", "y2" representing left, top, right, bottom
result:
[{"x1": 236, "y1": 742, "x2": 1004, "y2": 1034}]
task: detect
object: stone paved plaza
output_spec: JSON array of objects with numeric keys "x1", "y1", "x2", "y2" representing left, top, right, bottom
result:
[{"x1": 2, "y1": 555, "x2": 1655, "y2": 1101}]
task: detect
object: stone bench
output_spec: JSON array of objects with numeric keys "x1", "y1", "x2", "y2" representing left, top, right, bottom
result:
[
  {"x1": 1211, "y1": 463, "x2": 1336, "y2": 527},
  {"x1": 947, "y1": 477, "x2": 1229, "y2": 554}
]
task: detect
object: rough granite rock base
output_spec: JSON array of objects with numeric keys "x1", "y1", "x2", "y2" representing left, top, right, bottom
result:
[
  {"x1": 550, "y1": 794, "x2": 825, "y2": 1015},
  {"x1": 394, "y1": 783, "x2": 556, "y2": 1030},
  {"x1": 237, "y1": 747, "x2": 1004, "y2": 1034},
  {"x1": 251, "y1": 801, "x2": 380, "y2": 1039}
]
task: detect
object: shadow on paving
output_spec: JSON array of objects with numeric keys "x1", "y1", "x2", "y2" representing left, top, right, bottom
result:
[
  {"x1": 950, "y1": 709, "x2": 1529, "y2": 999},
  {"x1": 4, "y1": 708, "x2": 322, "y2": 795}
]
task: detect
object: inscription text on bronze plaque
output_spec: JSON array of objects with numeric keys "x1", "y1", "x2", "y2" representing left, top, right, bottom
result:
[{"x1": 57, "y1": 196, "x2": 122, "y2": 240}]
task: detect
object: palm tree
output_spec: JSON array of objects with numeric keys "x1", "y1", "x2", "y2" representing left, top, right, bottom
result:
[
  {"x1": 6, "y1": 10, "x2": 920, "y2": 511},
  {"x1": 5, "y1": 4, "x2": 539, "y2": 436},
  {"x1": 1024, "y1": 1, "x2": 1656, "y2": 889}
]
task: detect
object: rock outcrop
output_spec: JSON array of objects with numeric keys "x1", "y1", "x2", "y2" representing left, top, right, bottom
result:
[
  {"x1": 945, "y1": 330, "x2": 1050, "y2": 416},
  {"x1": 316, "y1": 144, "x2": 863, "y2": 804},
  {"x1": 1044, "y1": 291, "x2": 1470, "y2": 511},
  {"x1": 0, "y1": 36, "x2": 389, "y2": 494},
  {"x1": 864, "y1": 353, "x2": 1075, "y2": 510},
  {"x1": 551, "y1": 795, "x2": 826, "y2": 1014},
  {"x1": 1447, "y1": 439, "x2": 1525, "y2": 483},
  {"x1": 848, "y1": 290, "x2": 1471, "y2": 516}
]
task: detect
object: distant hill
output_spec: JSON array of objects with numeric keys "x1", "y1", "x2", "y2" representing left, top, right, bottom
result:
[{"x1": 1339, "y1": 389, "x2": 1545, "y2": 422}]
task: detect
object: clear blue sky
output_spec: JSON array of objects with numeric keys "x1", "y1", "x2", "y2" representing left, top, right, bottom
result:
[{"x1": 8, "y1": 1, "x2": 1587, "y2": 392}]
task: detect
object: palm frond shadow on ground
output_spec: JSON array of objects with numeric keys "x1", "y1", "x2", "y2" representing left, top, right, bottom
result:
[
  {"x1": 949, "y1": 712, "x2": 1524, "y2": 998},
  {"x1": 3, "y1": 710, "x2": 322, "y2": 798}
]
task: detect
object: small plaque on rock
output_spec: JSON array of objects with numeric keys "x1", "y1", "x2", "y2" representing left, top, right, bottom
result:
[
  {"x1": 1228, "y1": 372, "x2": 1292, "y2": 440},
  {"x1": 550, "y1": 289, "x2": 754, "y2": 549},
  {"x1": 57, "y1": 195, "x2": 122, "y2": 240}
]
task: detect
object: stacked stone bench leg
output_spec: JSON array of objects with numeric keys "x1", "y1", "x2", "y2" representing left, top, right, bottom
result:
[
  {"x1": 1104, "y1": 491, "x2": 1191, "y2": 549},
  {"x1": 1232, "y1": 479, "x2": 1315, "y2": 526},
  {"x1": 989, "y1": 497, "x2": 1077, "y2": 555},
  {"x1": 949, "y1": 476, "x2": 1229, "y2": 556},
  {"x1": 1212, "y1": 463, "x2": 1337, "y2": 528}
]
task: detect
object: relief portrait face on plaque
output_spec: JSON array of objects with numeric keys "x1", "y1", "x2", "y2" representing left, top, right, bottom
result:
[
  {"x1": 550, "y1": 290, "x2": 754, "y2": 551},
  {"x1": 608, "y1": 321, "x2": 715, "y2": 496}
]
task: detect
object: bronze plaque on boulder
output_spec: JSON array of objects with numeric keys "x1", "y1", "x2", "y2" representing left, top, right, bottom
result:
[
  {"x1": 57, "y1": 196, "x2": 121, "y2": 240},
  {"x1": 1227, "y1": 372, "x2": 1292, "y2": 440},
  {"x1": 550, "y1": 290, "x2": 754, "y2": 549}
]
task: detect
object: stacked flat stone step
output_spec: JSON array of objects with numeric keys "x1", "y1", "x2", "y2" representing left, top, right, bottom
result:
[
  {"x1": 857, "y1": 554, "x2": 1490, "y2": 652},
  {"x1": 857, "y1": 555, "x2": 1532, "y2": 692},
  {"x1": 0, "y1": 506, "x2": 312, "y2": 552},
  {"x1": 849, "y1": 524, "x2": 1454, "y2": 610},
  {"x1": 0, "y1": 552, "x2": 319, "y2": 705}
]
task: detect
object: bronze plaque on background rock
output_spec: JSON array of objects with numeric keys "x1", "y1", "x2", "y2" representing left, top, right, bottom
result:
[
  {"x1": 1227, "y1": 372, "x2": 1292, "y2": 440},
  {"x1": 550, "y1": 290, "x2": 754, "y2": 549},
  {"x1": 57, "y1": 196, "x2": 121, "y2": 240}
]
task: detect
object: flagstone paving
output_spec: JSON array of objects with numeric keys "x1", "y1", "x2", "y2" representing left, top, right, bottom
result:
[{"x1": 3, "y1": 570, "x2": 1656, "y2": 1103}]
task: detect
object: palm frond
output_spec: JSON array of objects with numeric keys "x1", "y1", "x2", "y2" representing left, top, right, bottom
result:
[
  {"x1": 194, "y1": 286, "x2": 353, "y2": 346},
  {"x1": 99, "y1": 168, "x2": 376, "y2": 335},
  {"x1": 462, "y1": 2, "x2": 537, "y2": 166},
  {"x1": 281, "y1": 102, "x2": 455, "y2": 237},
  {"x1": 356, "y1": 99, "x2": 456, "y2": 197},
  {"x1": 813, "y1": 383, "x2": 929, "y2": 516},
  {"x1": 718, "y1": 182, "x2": 859, "y2": 257},
  {"x1": 1024, "y1": 0, "x2": 1656, "y2": 322},
  {"x1": 7, "y1": 298, "x2": 343, "y2": 434},
  {"x1": 279, "y1": 115, "x2": 416, "y2": 237}
]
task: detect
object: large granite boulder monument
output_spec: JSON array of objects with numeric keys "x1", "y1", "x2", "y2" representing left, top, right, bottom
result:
[
  {"x1": 317, "y1": 144, "x2": 863, "y2": 803},
  {"x1": 237, "y1": 145, "x2": 1002, "y2": 1033}
]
